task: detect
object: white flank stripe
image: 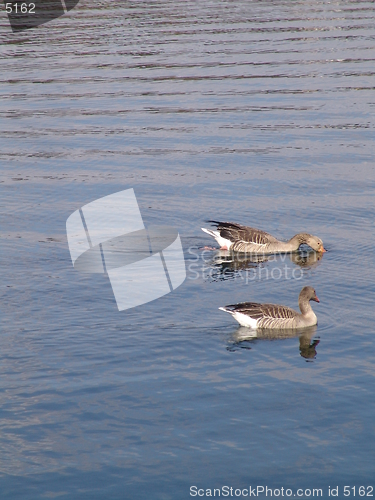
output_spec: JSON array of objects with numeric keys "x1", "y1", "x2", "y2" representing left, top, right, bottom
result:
[
  {"x1": 232, "y1": 312, "x2": 258, "y2": 328},
  {"x1": 218, "y1": 307, "x2": 258, "y2": 329},
  {"x1": 201, "y1": 228, "x2": 232, "y2": 249}
]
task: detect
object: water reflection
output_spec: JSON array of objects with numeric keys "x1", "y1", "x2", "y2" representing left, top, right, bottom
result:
[
  {"x1": 228, "y1": 326, "x2": 319, "y2": 361},
  {"x1": 206, "y1": 249, "x2": 323, "y2": 282}
]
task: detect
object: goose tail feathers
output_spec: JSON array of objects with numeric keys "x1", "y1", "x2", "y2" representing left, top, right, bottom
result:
[
  {"x1": 218, "y1": 306, "x2": 232, "y2": 314},
  {"x1": 201, "y1": 227, "x2": 218, "y2": 238}
]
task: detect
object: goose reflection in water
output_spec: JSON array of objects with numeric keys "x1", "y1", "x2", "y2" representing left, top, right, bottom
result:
[
  {"x1": 227, "y1": 325, "x2": 320, "y2": 361},
  {"x1": 206, "y1": 248, "x2": 324, "y2": 282}
]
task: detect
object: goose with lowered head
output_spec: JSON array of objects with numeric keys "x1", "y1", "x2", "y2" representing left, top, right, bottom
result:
[{"x1": 202, "y1": 221, "x2": 326, "y2": 254}]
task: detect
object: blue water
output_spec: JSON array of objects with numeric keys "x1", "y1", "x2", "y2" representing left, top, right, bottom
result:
[{"x1": 1, "y1": 1, "x2": 375, "y2": 498}]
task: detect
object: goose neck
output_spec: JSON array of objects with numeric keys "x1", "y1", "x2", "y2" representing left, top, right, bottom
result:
[
  {"x1": 288, "y1": 233, "x2": 309, "y2": 252},
  {"x1": 299, "y1": 296, "x2": 313, "y2": 316}
]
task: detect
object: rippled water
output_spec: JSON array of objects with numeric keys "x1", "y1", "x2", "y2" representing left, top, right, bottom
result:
[{"x1": 1, "y1": 1, "x2": 375, "y2": 498}]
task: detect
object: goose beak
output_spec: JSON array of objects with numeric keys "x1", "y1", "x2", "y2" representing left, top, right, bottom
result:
[
  {"x1": 320, "y1": 246, "x2": 327, "y2": 253},
  {"x1": 314, "y1": 295, "x2": 320, "y2": 303}
]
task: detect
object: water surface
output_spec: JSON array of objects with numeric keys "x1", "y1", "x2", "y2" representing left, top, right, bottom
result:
[{"x1": 1, "y1": 1, "x2": 375, "y2": 498}]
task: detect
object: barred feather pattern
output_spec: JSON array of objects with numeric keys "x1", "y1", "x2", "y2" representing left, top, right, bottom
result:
[
  {"x1": 208, "y1": 221, "x2": 288, "y2": 254},
  {"x1": 224, "y1": 302, "x2": 299, "y2": 329}
]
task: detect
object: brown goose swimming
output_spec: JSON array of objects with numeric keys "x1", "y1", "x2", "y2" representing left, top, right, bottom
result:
[
  {"x1": 219, "y1": 286, "x2": 320, "y2": 329},
  {"x1": 202, "y1": 221, "x2": 326, "y2": 254}
]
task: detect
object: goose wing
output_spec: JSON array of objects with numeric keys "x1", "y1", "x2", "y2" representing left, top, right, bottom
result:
[
  {"x1": 224, "y1": 302, "x2": 298, "y2": 321},
  {"x1": 208, "y1": 221, "x2": 277, "y2": 246}
]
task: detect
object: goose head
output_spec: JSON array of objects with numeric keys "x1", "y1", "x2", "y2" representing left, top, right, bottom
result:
[
  {"x1": 294, "y1": 233, "x2": 326, "y2": 253},
  {"x1": 305, "y1": 235, "x2": 326, "y2": 253},
  {"x1": 300, "y1": 286, "x2": 320, "y2": 303}
]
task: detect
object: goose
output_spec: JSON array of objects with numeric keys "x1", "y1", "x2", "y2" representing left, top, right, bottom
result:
[
  {"x1": 202, "y1": 221, "x2": 326, "y2": 254},
  {"x1": 219, "y1": 286, "x2": 320, "y2": 329}
]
